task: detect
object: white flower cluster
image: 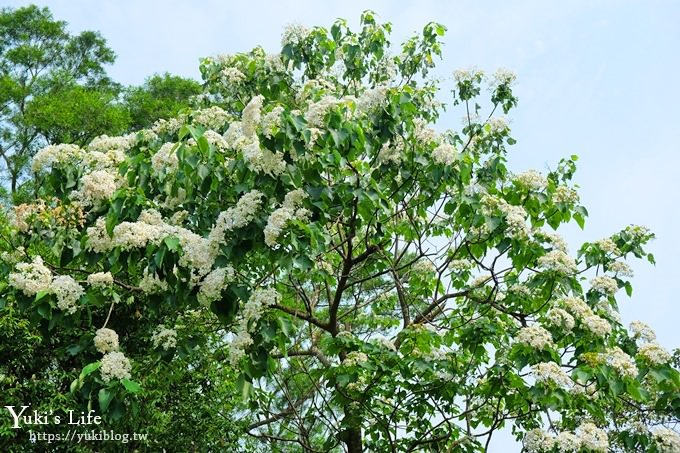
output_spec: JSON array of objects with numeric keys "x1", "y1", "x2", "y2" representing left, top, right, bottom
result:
[
  {"x1": 192, "y1": 106, "x2": 230, "y2": 130},
  {"x1": 491, "y1": 68, "x2": 517, "y2": 86},
  {"x1": 377, "y1": 139, "x2": 404, "y2": 165},
  {"x1": 487, "y1": 116, "x2": 508, "y2": 133},
  {"x1": 9, "y1": 257, "x2": 86, "y2": 314},
  {"x1": 545, "y1": 308, "x2": 576, "y2": 331},
  {"x1": 228, "y1": 288, "x2": 281, "y2": 365},
  {"x1": 412, "y1": 259, "x2": 436, "y2": 275},
  {"x1": 524, "y1": 429, "x2": 555, "y2": 452},
  {"x1": 342, "y1": 351, "x2": 369, "y2": 367},
  {"x1": 9, "y1": 256, "x2": 52, "y2": 296},
  {"x1": 264, "y1": 189, "x2": 309, "y2": 247},
  {"x1": 197, "y1": 266, "x2": 235, "y2": 306},
  {"x1": 221, "y1": 67, "x2": 246, "y2": 85},
  {"x1": 652, "y1": 428, "x2": 680, "y2": 453},
  {"x1": 590, "y1": 276, "x2": 618, "y2": 295},
  {"x1": 629, "y1": 320, "x2": 656, "y2": 342},
  {"x1": 581, "y1": 314, "x2": 612, "y2": 337},
  {"x1": 94, "y1": 328, "x2": 119, "y2": 353},
  {"x1": 453, "y1": 67, "x2": 484, "y2": 83},
  {"x1": 76, "y1": 170, "x2": 117, "y2": 206},
  {"x1": 500, "y1": 201, "x2": 529, "y2": 238},
  {"x1": 602, "y1": 347, "x2": 638, "y2": 378},
  {"x1": 51, "y1": 275, "x2": 85, "y2": 314},
  {"x1": 448, "y1": 259, "x2": 473, "y2": 272},
  {"x1": 532, "y1": 362, "x2": 572, "y2": 388},
  {"x1": 558, "y1": 297, "x2": 611, "y2": 338},
  {"x1": 526, "y1": 427, "x2": 605, "y2": 453},
  {"x1": 210, "y1": 190, "x2": 265, "y2": 243},
  {"x1": 516, "y1": 325, "x2": 554, "y2": 350},
  {"x1": 553, "y1": 185, "x2": 579, "y2": 204},
  {"x1": 355, "y1": 86, "x2": 388, "y2": 114},
  {"x1": 151, "y1": 325, "x2": 178, "y2": 350},
  {"x1": 87, "y1": 272, "x2": 113, "y2": 289},
  {"x1": 138, "y1": 269, "x2": 169, "y2": 294},
  {"x1": 534, "y1": 230, "x2": 569, "y2": 252},
  {"x1": 304, "y1": 95, "x2": 343, "y2": 128},
  {"x1": 32, "y1": 144, "x2": 83, "y2": 172},
  {"x1": 607, "y1": 261, "x2": 633, "y2": 277},
  {"x1": 514, "y1": 170, "x2": 547, "y2": 190},
  {"x1": 188, "y1": 130, "x2": 229, "y2": 152},
  {"x1": 431, "y1": 142, "x2": 458, "y2": 165},
  {"x1": 577, "y1": 423, "x2": 609, "y2": 452},
  {"x1": 151, "y1": 142, "x2": 179, "y2": 175},
  {"x1": 537, "y1": 250, "x2": 577, "y2": 274},
  {"x1": 100, "y1": 351, "x2": 132, "y2": 383},
  {"x1": 637, "y1": 342, "x2": 671, "y2": 365},
  {"x1": 152, "y1": 117, "x2": 183, "y2": 135},
  {"x1": 594, "y1": 238, "x2": 621, "y2": 255},
  {"x1": 88, "y1": 134, "x2": 137, "y2": 153},
  {"x1": 261, "y1": 106, "x2": 285, "y2": 138},
  {"x1": 281, "y1": 23, "x2": 310, "y2": 47}
]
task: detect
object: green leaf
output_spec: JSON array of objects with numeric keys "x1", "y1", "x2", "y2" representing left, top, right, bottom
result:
[
  {"x1": 98, "y1": 388, "x2": 113, "y2": 412},
  {"x1": 121, "y1": 379, "x2": 142, "y2": 394},
  {"x1": 164, "y1": 236, "x2": 180, "y2": 252},
  {"x1": 80, "y1": 362, "x2": 101, "y2": 379}
]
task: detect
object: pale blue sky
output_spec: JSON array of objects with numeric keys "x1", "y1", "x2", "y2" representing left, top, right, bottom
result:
[{"x1": 6, "y1": 1, "x2": 680, "y2": 450}]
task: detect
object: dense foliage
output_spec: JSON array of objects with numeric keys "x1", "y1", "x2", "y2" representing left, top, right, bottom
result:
[{"x1": 1, "y1": 11, "x2": 678, "y2": 452}]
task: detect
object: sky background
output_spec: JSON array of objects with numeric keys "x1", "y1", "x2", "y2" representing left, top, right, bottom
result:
[{"x1": 6, "y1": 1, "x2": 680, "y2": 450}]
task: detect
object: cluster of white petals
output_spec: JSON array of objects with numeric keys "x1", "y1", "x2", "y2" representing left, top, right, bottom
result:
[
  {"x1": 577, "y1": 422, "x2": 609, "y2": 452},
  {"x1": 50, "y1": 275, "x2": 85, "y2": 314},
  {"x1": 151, "y1": 325, "x2": 178, "y2": 350},
  {"x1": 581, "y1": 314, "x2": 612, "y2": 337},
  {"x1": 637, "y1": 342, "x2": 671, "y2": 365},
  {"x1": 32, "y1": 144, "x2": 84, "y2": 172},
  {"x1": 594, "y1": 238, "x2": 620, "y2": 255},
  {"x1": 553, "y1": 185, "x2": 579, "y2": 204},
  {"x1": 151, "y1": 142, "x2": 179, "y2": 175},
  {"x1": 516, "y1": 325, "x2": 554, "y2": 350},
  {"x1": 100, "y1": 351, "x2": 132, "y2": 382},
  {"x1": 87, "y1": 272, "x2": 114, "y2": 288},
  {"x1": 76, "y1": 169, "x2": 117, "y2": 205},
  {"x1": 602, "y1": 347, "x2": 638, "y2": 378},
  {"x1": 537, "y1": 250, "x2": 577, "y2": 274},
  {"x1": 94, "y1": 328, "x2": 119, "y2": 353},
  {"x1": 532, "y1": 362, "x2": 572, "y2": 388},
  {"x1": 192, "y1": 106, "x2": 230, "y2": 130},
  {"x1": 524, "y1": 429, "x2": 555, "y2": 452},
  {"x1": 453, "y1": 67, "x2": 484, "y2": 83},
  {"x1": 281, "y1": 23, "x2": 310, "y2": 47},
  {"x1": 342, "y1": 351, "x2": 369, "y2": 367},
  {"x1": 607, "y1": 261, "x2": 633, "y2": 277},
  {"x1": 138, "y1": 269, "x2": 169, "y2": 294},
  {"x1": 264, "y1": 189, "x2": 310, "y2": 247},
  {"x1": 197, "y1": 266, "x2": 235, "y2": 306},
  {"x1": 535, "y1": 230, "x2": 569, "y2": 252},
  {"x1": 228, "y1": 288, "x2": 281, "y2": 365},
  {"x1": 545, "y1": 308, "x2": 575, "y2": 331},
  {"x1": 431, "y1": 142, "x2": 458, "y2": 165},
  {"x1": 629, "y1": 320, "x2": 656, "y2": 342},
  {"x1": 653, "y1": 428, "x2": 680, "y2": 453},
  {"x1": 9, "y1": 256, "x2": 52, "y2": 296},
  {"x1": 590, "y1": 276, "x2": 618, "y2": 295}
]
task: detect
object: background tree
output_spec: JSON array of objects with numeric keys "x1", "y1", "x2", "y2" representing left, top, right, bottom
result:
[
  {"x1": 0, "y1": 5, "x2": 121, "y2": 194},
  {"x1": 1, "y1": 11, "x2": 678, "y2": 453},
  {"x1": 124, "y1": 73, "x2": 202, "y2": 131}
]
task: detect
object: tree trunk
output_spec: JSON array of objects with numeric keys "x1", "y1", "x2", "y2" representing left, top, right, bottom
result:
[{"x1": 344, "y1": 426, "x2": 363, "y2": 453}]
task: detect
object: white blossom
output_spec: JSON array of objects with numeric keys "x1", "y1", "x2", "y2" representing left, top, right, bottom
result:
[
  {"x1": 537, "y1": 250, "x2": 577, "y2": 274},
  {"x1": 198, "y1": 266, "x2": 235, "y2": 306},
  {"x1": 516, "y1": 325, "x2": 554, "y2": 350},
  {"x1": 590, "y1": 276, "x2": 618, "y2": 295},
  {"x1": 607, "y1": 261, "x2": 633, "y2": 277},
  {"x1": 51, "y1": 275, "x2": 84, "y2": 314},
  {"x1": 9, "y1": 256, "x2": 52, "y2": 296},
  {"x1": 532, "y1": 362, "x2": 572, "y2": 388},
  {"x1": 629, "y1": 320, "x2": 656, "y2": 343},
  {"x1": 524, "y1": 429, "x2": 555, "y2": 453},
  {"x1": 652, "y1": 428, "x2": 680, "y2": 453},
  {"x1": 582, "y1": 315, "x2": 612, "y2": 337},
  {"x1": 602, "y1": 347, "x2": 638, "y2": 378},
  {"x1": 514, "y1": 170, "x2": 547, "y2": 190},
  {"x1": 87, "y1": 272, "x2": 114, "y2": 289},
  {"x1": 151, "y1": 142, "x2": 179, "y2": 175},
  {"x1": 553, "y1": 185, "x2": 579, "y2": 204},
  {"x1": 151, "y1": 325, "x2": 178, "y2": 350},
  {"x1": 431, "y1": 142, "x2": 458, "y2": 165},
  {"x1": 342, "y1": 351, "x2": 369, "y2": 367},
  {"x1": 94, "y1": 328, "x2": 119, "y2": 354},
  {"x1": 637, "y1": 342, "x2": 671, "y2": 365},
  {"x1": 100, "y1": 351, "x2": 132, "y2": 382},
  {"x1": 545, "y1": 308, "x2": 575, "y2": 331},
  {"x1": 32, "y1": 144, "x2": 83, "y2": 172},
  {"x1": 555, "y1": 431, "x2": 581, "y2": 452}
]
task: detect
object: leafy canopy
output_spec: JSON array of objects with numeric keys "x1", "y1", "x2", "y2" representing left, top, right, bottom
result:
[{"x1": 1, "y1": 11, "x2": 678, "y2": 453}]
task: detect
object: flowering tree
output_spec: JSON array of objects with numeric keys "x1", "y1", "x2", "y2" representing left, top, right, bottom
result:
[{"x1": 2, "y1": 12, "x2": 679, "y2": 452}]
